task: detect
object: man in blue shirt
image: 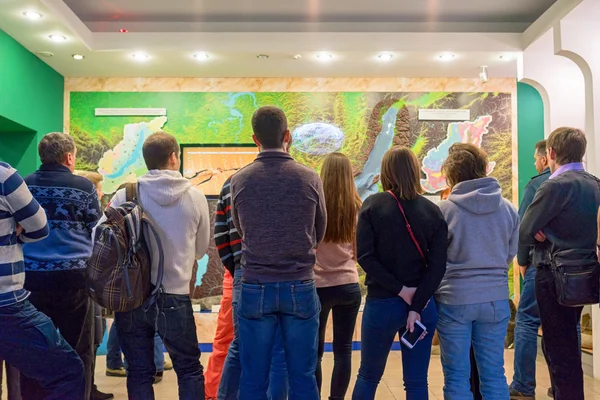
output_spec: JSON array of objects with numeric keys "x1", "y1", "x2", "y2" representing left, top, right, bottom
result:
[
  {"x1": 21, "y1": 133, "x2": 101, "y2": 400},
  {"x1": 509, "y1": 140, "x2": 550, "y2": 399}
]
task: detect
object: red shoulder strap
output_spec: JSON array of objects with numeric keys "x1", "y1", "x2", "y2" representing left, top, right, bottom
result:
[{"x1": 387, "y1": 190, "x2": 426, "y2": 261}]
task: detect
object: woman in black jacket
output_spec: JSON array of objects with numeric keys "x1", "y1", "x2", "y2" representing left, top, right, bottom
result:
[{"x1": 351, "y1": 146, "x2": 448, "y2": 400}]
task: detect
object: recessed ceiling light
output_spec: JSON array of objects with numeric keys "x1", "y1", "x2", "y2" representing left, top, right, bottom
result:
[
  {"x1": 293, "y1": 54, "x2": 302, "y2": 60},
  {"x1": 437, "y1": 52, "x2": 455, "y2": 61},
  {"x1": 132, "y1": 52, "x2": 149, "y2": 61},
  {"x1": 72, "y1": 54, "x2": 84, "y2": 60},
  {"x1": 48, "y1": 34, "x2": 67, "y2": 42},
  {"x1": 316, "y1": 52, "x2": 333, "y2": 60},
  {"x1": 23, "y1": 11, "x2": 43, "y2": 20},
  {"x1": 377, "y1": 53, "x2": 394, "y2": 61},
  {"x1": 257, "y1": 54, "x2": 269, "y2": 59},
  {"x1": 36, "y1": 51, "x2": 53, "y2": 58},
  {"x1": 119, "y1": 29, "x2": 128, "y2": 33},
  {"x1": 193, "y1": 52, "x2": 210, "y2": 60}
]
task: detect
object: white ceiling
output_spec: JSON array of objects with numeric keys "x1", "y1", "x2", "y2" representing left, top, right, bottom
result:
[{"x1": 0, "y1": 0, "x2": 579, "y2": 78}]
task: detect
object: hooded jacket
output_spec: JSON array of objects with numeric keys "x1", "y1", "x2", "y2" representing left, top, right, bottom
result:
[
  {"x1": 436, "y1": 177, "x2": 519, "y2": 305},
  {"x1": 102, "y1": 170, "x2": 210, "y2": 295}
]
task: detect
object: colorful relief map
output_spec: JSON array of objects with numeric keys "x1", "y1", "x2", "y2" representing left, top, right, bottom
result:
[{"x1": 71, "y1": 91, "x2": 513, "y2": 299}]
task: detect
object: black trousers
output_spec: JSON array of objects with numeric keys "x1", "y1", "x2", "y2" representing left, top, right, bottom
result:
[
  {"x1": 0, "y1": 359, "x2": 22, "y2": 400},
  {"x1": 536, "y1": 268, "x2": 584, "y2": 400},
  {"x1": 21, "y1": 289, "x2": 94, "y2": 400},
  {"x1": 316, "y1": 283, "x2": 362, "y2": 400}
]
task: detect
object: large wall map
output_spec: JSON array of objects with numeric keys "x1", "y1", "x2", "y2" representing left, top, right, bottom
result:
[{"x1": 71, "y1": 91, "x2": 513, "y2": 299}]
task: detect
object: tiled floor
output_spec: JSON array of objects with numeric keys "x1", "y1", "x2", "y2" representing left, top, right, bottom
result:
[
  {"x1": 88, "y1": 349, "x2": 600, "y2": 400},
  {"x1": 4, "y1": 349, "x2": 600, "y2": 399}
]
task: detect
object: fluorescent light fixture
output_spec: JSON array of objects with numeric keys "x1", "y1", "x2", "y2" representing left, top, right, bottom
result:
[
  {"x1": 377, "y1": 53, "x2": 394, "y2": 61},
  {"x1": 132, "y1": 52, "x2": 149, "y2": 61},
  {"x1": 23, "y1": 11, "x2": 43, "y2": 20},
  {"x1": 316, "y1": 52, "x2": 333, "y2": 60},
  {"x1": 48, "y1": 34, "x2": 67, "y2": 42},
  {"x1": 438, "y1": 52, "x2": 455, "y2": 61},
  {"x1": 193, "y1": 52, "x2": 210, "y2": 60},
  {"x1": 72, "y1": 54, "x2": 84, "y2": 60}
]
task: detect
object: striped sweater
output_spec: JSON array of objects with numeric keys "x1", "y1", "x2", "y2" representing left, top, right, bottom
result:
[
  {"x1": 215, "y1": 177, "x2": 242, "y2": 277},
  {"x1": 0, "y1": 162, "x2": 49, "y2": 307}
]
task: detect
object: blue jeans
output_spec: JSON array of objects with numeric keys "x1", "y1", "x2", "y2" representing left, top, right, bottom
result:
[
  {"x1": 237, "y1": 280, "x2": 320, "y2": 400},
  {"x1": 107, "y1": 323, "x2": 165, "y2": 372},
  {"x1": 218, "y1": 269, "x2": 288, "y2": 400},
  {"x1": 437, "y1": 300, "x2": 510, "y2": 400},
  {"x1": 352, "y1": 297, "x2": 438, "y2": 400},
  {"x1": 115, "y1": 294, "x2": 204, "y2": 400},
  {"x1": 510, "y1": 266, "x2": 540, "y2": 396},
  {"x1": 0, "y1": 300, "x2": 84, "y2": 400}
]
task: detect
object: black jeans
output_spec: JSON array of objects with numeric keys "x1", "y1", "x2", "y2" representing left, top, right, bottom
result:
[
  {"x1": 536, "y1": 268, "x2": 584, "y2": 400},
  {"x1": 316, "y1": 283, "x2": 362, "y2": 400},
  {"x1": 115, "y1": 294, "x2": 204, "y2": 400},
  {"x1": 21, "y1": 289, "x2": 94, "y2": 400}
]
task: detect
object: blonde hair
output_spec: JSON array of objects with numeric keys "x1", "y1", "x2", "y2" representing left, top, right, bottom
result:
[
  {"x1": 75, "y1": 170, "x2": 103, "y2": 189},
  {"x1": 320, "y1": 153, "x2": 362, "y2": 243},
  {"x1": 381, "y1": 146, "x2": 424, "y2": 200}
]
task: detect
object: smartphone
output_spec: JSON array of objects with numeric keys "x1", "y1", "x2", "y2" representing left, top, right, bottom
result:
[{"x1": 400, "y1": 320, "x2": 427, "y2": 349}]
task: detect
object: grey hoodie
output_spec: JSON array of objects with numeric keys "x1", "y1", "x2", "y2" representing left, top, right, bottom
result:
[
  {"x1": 100, "y1": 170, "x2": 210, "y2": 295},
  {"x1": 436, "y1": 177, "x2": 519, "y2": 305}
]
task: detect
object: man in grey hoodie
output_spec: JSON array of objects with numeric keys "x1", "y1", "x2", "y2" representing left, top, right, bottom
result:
[
  {"x1": 436, "y1": 143, "x2": 519, "y2": 400},
  {"x1": 100, "y1": 131, "x2": 211, "y2": 400}
]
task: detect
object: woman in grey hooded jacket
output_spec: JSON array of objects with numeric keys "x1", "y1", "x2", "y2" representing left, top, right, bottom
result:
[{"x1": 436, "y1": 143, "x2": 519, "y2": 400}]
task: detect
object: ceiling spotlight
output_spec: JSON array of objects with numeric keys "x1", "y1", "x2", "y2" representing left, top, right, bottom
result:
[
  {"x1": 316, "y1": 52, "x2": 333, "y2": 60},
  {"x1": 48, "y1": 34, "x2": 67, "y2": 42},
  {"x1": 131, "y1": 52, "x2": 149, "y2": 61},
  {"x1": 377, "y1": 53, "x2": 393, "y2": 61},
  {"x1": 119, "y1": 29, "x2": 128, "y2": 33},
  {"x1": 23, "y1": 11, "x2": 43, "y2": 20},
  {"x1": 293, "y1": 54, "x2": 302, "y2": 60},
  {"x1": 438, "y1": 52, "x2": 455, "y2": 61},
  {"x1": 193, "y1": 52, "x2": 210, "y2": 60},
  {"x1": 479, "y1": 65, "x2": 489, "y2": 83},
  {"x1": 257, "y1": 54, "x2": 270, "y2": 59},
  {"x1": 72, "y1": 54, "x2": 84, "y2": 60},
  {"x1": 36, "y1": 51, "x2": 54, "y2": 58}
]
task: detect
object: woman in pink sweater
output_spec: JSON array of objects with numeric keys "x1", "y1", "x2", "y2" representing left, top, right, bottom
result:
[{"x1": 314, "y1": 152, "x2": 362, "y2": 400}]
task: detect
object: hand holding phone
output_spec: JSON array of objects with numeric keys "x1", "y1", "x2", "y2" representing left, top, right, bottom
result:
[{"x1": 401, "y1": 320, "x2": 427, "y2": 349}]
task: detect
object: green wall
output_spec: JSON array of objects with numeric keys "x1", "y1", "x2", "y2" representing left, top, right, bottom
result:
[
  {"x1": 517, "y1": 82, "x2": 545, "y2": 202},
  {"x1": 0, "y1": 29, "x2": 64, "y2": 174}
]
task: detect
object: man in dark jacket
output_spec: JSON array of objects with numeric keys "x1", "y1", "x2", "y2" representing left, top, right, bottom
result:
[
  {"x1": 509, "y1": 140, "x2": 551, "y2": 399},
  {"x1": 520, "y1": 127, "x2": 600, "y2": 400}
]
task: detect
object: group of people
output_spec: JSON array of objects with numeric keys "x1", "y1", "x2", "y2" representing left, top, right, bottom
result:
[{"x1": 0, "y1": 104, "x2": 597, "y2": 400}]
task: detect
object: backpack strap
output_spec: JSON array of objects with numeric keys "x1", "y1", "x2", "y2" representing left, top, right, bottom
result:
[{"x1": 125, "y1": 182, "x2": 138, "y2": 202}]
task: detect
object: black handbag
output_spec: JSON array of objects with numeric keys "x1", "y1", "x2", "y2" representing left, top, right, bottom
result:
[{"x1": 550, "y1": 248, "x2": 600, "y2": 307}]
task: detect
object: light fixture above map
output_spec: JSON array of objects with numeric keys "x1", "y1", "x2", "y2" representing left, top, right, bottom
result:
[
  {"x1": 132, "y1": 52, "x2": 149, "y2": 61},
  {"x1": 377, "y1": 53, "x2": 394, "y2": 61},
  {"x1": 193, "y1": 52, "x2": 210, "y2": 61},
  {"x1": 316, "y1": 52, "x2": 333, "y2": 61}
]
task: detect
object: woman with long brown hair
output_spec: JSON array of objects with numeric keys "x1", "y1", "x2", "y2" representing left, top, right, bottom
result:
[
  {"x1": 315, "y1": 152, "x2": 363, "y2": 400},
  {"x1": 352, "y1": 146, "x2": 448, "y2": 400}
]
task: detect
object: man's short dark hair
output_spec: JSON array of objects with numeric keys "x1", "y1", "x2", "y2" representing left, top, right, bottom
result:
[
  {"x1": 251, "y1": 106, "x2": 288, "y2": 149},
  {"x1": 142, "y1": 131, "x2": 180, "y2": 170},
  {"x1": 547, "y1": 127, "x2": 587, "y2": 165},
  {"x1": 38, "y1": 133, "x2": 75, "y2": 165},
  {"x1": 535, "y1": 140, "x2": 547, "y2": 157}
]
